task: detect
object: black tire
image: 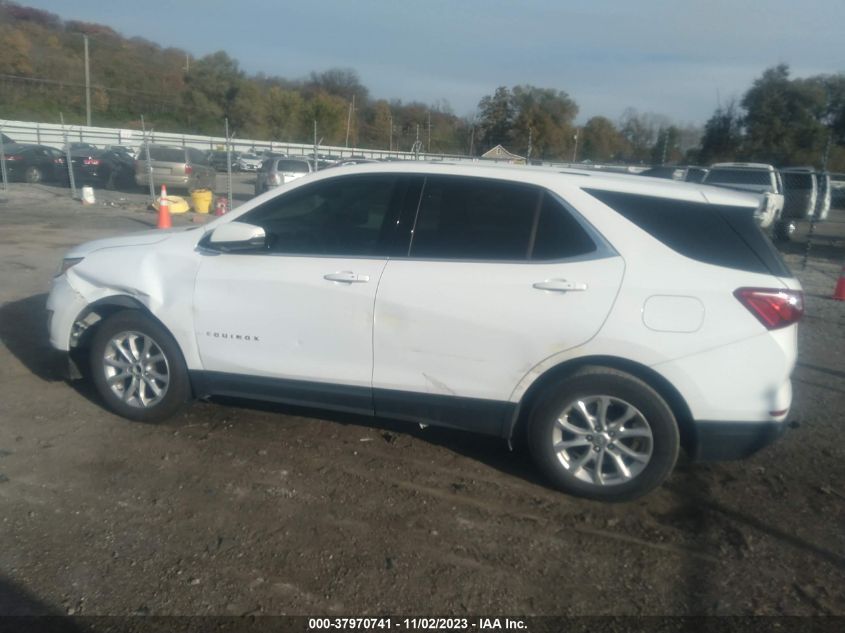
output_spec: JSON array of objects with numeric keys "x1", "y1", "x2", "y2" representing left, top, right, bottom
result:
[
  {"x1": 89, "y1": 310, "x2": 192, "y2": 422},
  {"x1": 773, "y1": 219, "x2": 793, "y2": 242},
  {"x1": 25, "y1": 166, "x2": 43, "y2": 184},
  {"x1": 527, "y1": 367, "x2": 679, "y2": 502},
  {"x1": 104, "y1": 169, "x2": 116, "y2": 191}
]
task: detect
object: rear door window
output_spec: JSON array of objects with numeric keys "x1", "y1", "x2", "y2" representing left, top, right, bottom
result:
[
  {"x1": 149, "y1": 147, "x2": 186, "y2": 163},
  {"x1": 407, "y1": 176, "x2": 595, "y2": 261}
]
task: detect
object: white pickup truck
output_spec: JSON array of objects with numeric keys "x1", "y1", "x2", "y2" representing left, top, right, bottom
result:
[{"x1": 702, "y1": 163, "x2": 784, "y2": 232}]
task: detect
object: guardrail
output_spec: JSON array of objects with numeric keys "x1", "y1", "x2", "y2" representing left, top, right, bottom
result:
[{"x1": 0, "y1": 118, "x2": 466, "y2": 162}]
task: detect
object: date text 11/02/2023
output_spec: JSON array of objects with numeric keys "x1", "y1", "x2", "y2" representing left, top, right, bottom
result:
[{"x1": 307, "y1": 617, "x2": 528, "y2": 630}]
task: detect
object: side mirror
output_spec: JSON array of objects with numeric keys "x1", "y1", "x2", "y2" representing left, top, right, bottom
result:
[{"x1": 206, "y1": 222, "x2": 266, "y2": 252}]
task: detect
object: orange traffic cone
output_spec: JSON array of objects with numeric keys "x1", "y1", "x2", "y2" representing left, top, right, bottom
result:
[
  {"x1": 833, "y1": 265, "x2": 845, "y2": 301},
  {"x1": 157, "y1": 184, "x2": 172, "y2": 229}
]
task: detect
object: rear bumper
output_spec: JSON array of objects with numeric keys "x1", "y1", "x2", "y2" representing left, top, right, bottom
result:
[{"x1": 688, "y1": 419, "x2": 788, "y2": 461}]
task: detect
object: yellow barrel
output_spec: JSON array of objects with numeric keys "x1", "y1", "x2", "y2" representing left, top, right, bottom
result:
[{"x1": 191, "y1": 189, "x2": 213, "y2": 214}]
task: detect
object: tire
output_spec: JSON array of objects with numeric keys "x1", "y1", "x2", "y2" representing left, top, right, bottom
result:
[
  {"x1": 773, "y1": 219, "x2": 794, "y2": 242},
  {"x1": 105, "y1": 169, "x2": 116, "y2": 191},
  {"x1": 527, "y1": 367, "x2": 679, "y2": 502},
  {"x1": 89, "y1": 310, "x2": 192, "y2": 422},
  {"x1": 25, "y1": 166, "x2": 43, "y2": 184}
]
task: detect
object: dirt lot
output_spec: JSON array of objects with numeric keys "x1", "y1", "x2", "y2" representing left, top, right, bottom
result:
[{"x1": 0, "y1": 176, "x2": 843, "y2": 619}]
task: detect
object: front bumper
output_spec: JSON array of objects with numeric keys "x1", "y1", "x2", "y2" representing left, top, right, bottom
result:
[
  {"x1": 688, "y1": 419, "x2": 788, "y2": 461},
  {"x1": 46, "y1": 274, "x2": 88, "y2": 351}
]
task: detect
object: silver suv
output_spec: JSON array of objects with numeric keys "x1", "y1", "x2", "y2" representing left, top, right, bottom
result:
[{"x1": 254, "y1": 157, "x2": 313, "y2": 196}]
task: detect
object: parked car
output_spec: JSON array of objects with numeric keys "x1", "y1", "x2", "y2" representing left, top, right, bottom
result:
[
  {"x1": 47, "y1": 163, "x2": 803, "y2": 501},
  {"x1": 254, "y1": 157, "x2": 313, "y2": 195},
  {"x1": 209, "y1": 150, "x2": 240, "y2": 172},
  {"x1": 70, "y1": 148, "x2": 136, "y2": 190},
  {"x1": 702, "y1": 163, "x2": 784, "y2": 230},
  {"x1": 236, "y1": 153, "x2": 263, "y2": 172},
  {"x1": 0, "y1": 143, "x2": 67, "y2": 184},
  {"x1": 639, "y1": 165, "x2": 708, "y2": 183},
  {"x1": 106, "y1": 145, "x2": 137, "y2": 160},
  {"x1": 1, "y1": 133, "x2": 15, "y2": 146},
  {"x1": 66, "y1": 142, "x2": 99, "y2": 153},
  {"x1": 134, "y1": 145, "x2": 216, "y2": 192}
]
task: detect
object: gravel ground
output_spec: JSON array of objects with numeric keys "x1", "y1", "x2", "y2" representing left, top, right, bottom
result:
[{"x1": 0, "y1": 177, "x2": 843, "y2": 618}]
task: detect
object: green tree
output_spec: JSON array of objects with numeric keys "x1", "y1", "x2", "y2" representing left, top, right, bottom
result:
[
  {"x1": 741, "y1": 64, "x2": 827, "y2": 165},
  {"x1": 477, "y1": 86, "x2": 514, "y2": 151},
  {"x1": 580, "y1": 116, "x2": 629, "y2": 162},
  {"x1": 697, "y1": 101, "x2": 743, "y2": 164},
  {"x1": 510, "y1": 85, "x2": 578, "y2": 159}
]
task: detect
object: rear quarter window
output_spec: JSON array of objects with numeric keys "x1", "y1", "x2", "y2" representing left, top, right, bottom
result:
[
  {"x1": 584, "y1": 188, "x2": 793, "y2": 277},
  {"x1": 149, "y1": 147, "x2": 186, "y2": 163}
]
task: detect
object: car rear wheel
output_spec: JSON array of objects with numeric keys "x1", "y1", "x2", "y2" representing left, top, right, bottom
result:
[
  {"x1": 528, "y1": 367, "x2": 679, "y2": 502},
  {"x1": 25, "y1": 166, "x2": 43, "y2": 184},
  {"x1": 89, "y1": 310, "x2": 191, "y2": 422}
]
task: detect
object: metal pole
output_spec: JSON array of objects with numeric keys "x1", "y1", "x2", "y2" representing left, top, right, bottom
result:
[
  {"x1": 427, "y1": 111, "x2": 431, "y2": 154},
  {"x1": 84, "y1": 35, "x2": 91, "y2": 127},
  {"x1": 0, "y1": 126, "x2": 8, "y2": 194},
  {"x1": 388, "y1": 114, "x2": 393, "y2": 152},
  {"x1": 225, "y1": 117, "x2": 233, "y2": 212},
  {"x1": 661, "y1": 129, "x2": 669, "y2": 165},
  {"x1": 345, "y1": 95, "x2": 354, "y2": 148},
  {"x1": 802, "y1": 130, "x2": 833, "y2": 270},
  {"x1": 313, "y1": 120, "x2": 319, "y2": 172},
  {"x1": 141, "y1": 115, "x2": 155, "y2": 204},
  {"x1": 469, "y1": 126, "x2": 475, "y2": 157},
  {"x1": 571, "y1": 129, "x2": 579, "y2": 163},
  {"x1": 60, "y1": 113, "x2": 78, "y2": 199}
]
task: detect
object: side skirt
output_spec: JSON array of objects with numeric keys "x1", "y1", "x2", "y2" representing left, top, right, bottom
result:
[{"x1": 190, "y1": 370, "x2": 514, "y2": 437}]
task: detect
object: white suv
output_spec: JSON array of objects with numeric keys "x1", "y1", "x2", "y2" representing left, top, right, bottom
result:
[{"x1": 47, "y1": 163, "x2": 803, "y2": 501}]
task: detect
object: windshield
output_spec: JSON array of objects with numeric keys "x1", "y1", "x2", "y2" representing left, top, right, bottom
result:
[{"x1": 706, "y1": 169, "x2": 774, "y2": 189}]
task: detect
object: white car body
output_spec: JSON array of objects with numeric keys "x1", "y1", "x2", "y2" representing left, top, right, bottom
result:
[
  {"x1": 703, "y1": 162, "x2": 785, "y2": 228},
  {"x1": 47, "y1": 162, "x2": 803, "y2": 498},
  {"x1": 236, "y1": 153, "x2": 263, "y2": 172}
]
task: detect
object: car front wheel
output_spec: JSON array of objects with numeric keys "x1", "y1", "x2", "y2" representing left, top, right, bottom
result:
[
  {"x1": 528, "y1": 367, "x2": 679, "y2": 502},
  {"x1": 89, "y1": 310, "x2": 191, "y2": 422}
]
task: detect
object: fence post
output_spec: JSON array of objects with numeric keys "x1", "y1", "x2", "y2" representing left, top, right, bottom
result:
[
  {"x1": 225, "y1": 118, "x2": 233, "y2": 211},
  {"x1": 0, "y1": 127, "x2": 8, "y2": 194}
]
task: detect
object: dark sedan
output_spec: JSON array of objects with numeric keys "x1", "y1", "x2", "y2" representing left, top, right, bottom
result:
[
  {"x1": 70, "y1": 148, "x2": 136, "y2": 189},
  {"x1": 1, "y1": 143, "x2": 68, "y2": 184}
]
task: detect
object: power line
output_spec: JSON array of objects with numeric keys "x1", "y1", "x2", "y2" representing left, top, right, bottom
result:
[{"x1": 0, "y1": 73, "x2": 183, "y2": 104}]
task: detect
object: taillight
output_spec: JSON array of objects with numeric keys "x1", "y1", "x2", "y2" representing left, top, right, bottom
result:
[
  {"x1": 734, "y1": 287, "x2": 804, "y2": 330},
  {"x1": 54, "y1": 158, "x2": 65, "y2": 164},
  {"x1": 269, "y1": 173, "x2": 281, "y2": 185},
  {"x1": 83, "y1": 158, "x2": 101, "y2": 165},
  {"x1": 185, "y1": 165, "x2": 193, "y2": 175},
  {"x1": 5, "y1": 155, "x2": 21, "y2": 161}
]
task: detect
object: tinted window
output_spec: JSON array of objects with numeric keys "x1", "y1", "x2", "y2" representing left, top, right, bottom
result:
[
  {"x1": 782, "y1": 172, "x2": 814, "y2": 190},
  {"x1": 584, "y1": 189, "x2": 792, "y2": 277},
  {"x1": 188, "y1": 148, "x2": 208, "y2": 165},
  {"x1": 409, "y1": 176, "x2": 538, "y2": 260},
  {"x1": 531, "y1": 193, "x2": 596, "y2": 260},
  {"x1": 149, "y1": 147, "x2": 186, "y2": 162},
  {"x1": 276, "y1": 160, "x2": 310, "y2": 173},
  {"x1": 239, "y1": 175, "x2": 401, "y2": 256}
]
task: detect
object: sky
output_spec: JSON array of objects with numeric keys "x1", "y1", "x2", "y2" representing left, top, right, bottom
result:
[{"x1": 18, "y1": 0, "x2": 845, "y2": 125}]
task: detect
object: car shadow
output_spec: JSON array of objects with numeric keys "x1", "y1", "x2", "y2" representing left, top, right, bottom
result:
[
  {"x1": 0, "y1": 574, "x2": 69, "y2": 618},
  {"x1": 0, "y1": 293, "x2": 66, "y2": 382},
  {"x1": 208, "y1": 394, "x2": 546, "y2": 487}
]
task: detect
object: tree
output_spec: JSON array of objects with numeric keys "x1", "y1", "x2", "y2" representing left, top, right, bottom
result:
[
  {"x1": 697, "y1": 101, "x2": 743, "y2": 164},
  {"x1": 477, "y1": 86, "x2": 514, "y2": 151},
  {"x1": 650, "y1": 126, "x2": 683, "y2": 165},
  {"x1": 619, "y1": 109, "x2": 663, "y2": 162},
  {"x1": 580, "y1": 116, "x2": 629, "y2": 162},
  {"x1": 509, "y1": 85, "x2": 578, "y2": 159},
  {"x1": 266, "y1": 86, "x2": 304, "y2": 141},
  {"x1": 741, "y1": 64, "x2": 827, "y2": 165}
]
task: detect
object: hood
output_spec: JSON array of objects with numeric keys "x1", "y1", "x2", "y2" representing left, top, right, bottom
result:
[{"x1": 64, "y1": 226, "x2": 197, "y2": 258}]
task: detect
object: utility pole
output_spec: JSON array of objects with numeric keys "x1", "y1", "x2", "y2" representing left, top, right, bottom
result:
[
  {"x1": 571, "y1": 129, "x2": 579, "y2": 163},
  {"x1": 388, "y1": 114, "x2": 393, "y2": 152},
  {"x1": 313, "y1": 120, "x2": 319, "y2": 171},
  {"x1": 526, "y1": 127, "x2": 533, "y2": 162},
  {"x1": 345, "y1": 95, "x2": 355, "y2": 148},
  {"x1": 83, "y1": 35, "x2": 91, "y2": 127},
  {"x1": 661, "y1": 129, "x2": 669, "y2": 165},
  {"x1": 469, "y1": 125, "x2": 475, "y2": 157},
  {"x1": 427, "y1": 111, "x2": 431, "y2": 154}
]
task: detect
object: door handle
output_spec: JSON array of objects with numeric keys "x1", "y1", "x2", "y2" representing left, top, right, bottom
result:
[
  {"x1": 323, "y1": 271, "x2": 370, "y2": 283},
  {"x1": 532, "y1": 279, "x2": 588, "y2": 292}
]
